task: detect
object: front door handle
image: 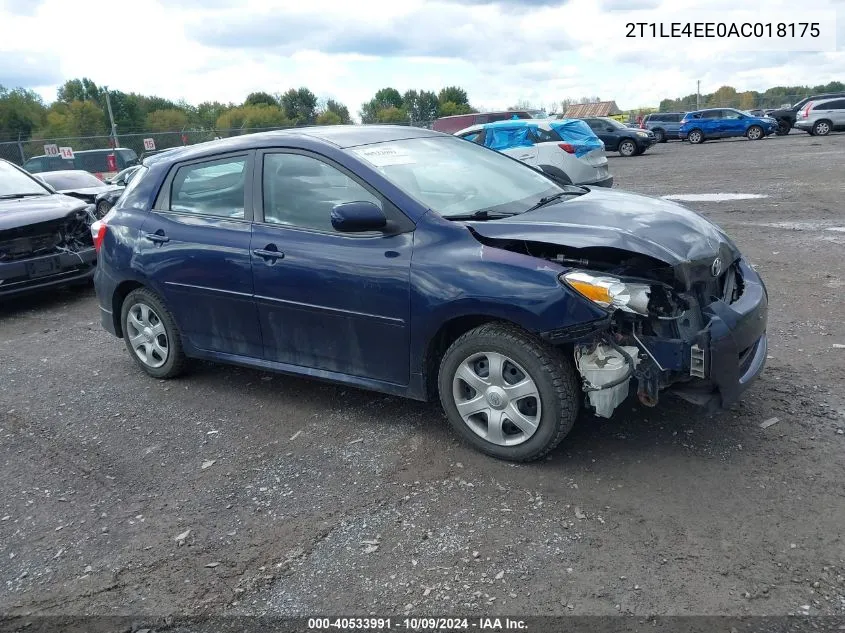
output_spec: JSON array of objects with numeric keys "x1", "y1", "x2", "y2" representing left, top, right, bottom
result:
[
  {"x1": 144, "y1": 231, "x2": 169, "y2": 244},
  {"x1": 253, "y1": 247, "x2": 284, "y2": 261}
]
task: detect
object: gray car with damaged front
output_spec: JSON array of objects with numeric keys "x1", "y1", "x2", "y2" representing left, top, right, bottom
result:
[{"x1": 0, "y1": 159, "x2": 97, "y2": 297}]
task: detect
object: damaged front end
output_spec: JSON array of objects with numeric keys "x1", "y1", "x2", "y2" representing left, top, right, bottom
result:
[
  {"x1": 479, "y1": 236, "x2": 768, "y2": 417},
  {"x1": 0, "y1": 206, "x2": 98, "y2": 297}
]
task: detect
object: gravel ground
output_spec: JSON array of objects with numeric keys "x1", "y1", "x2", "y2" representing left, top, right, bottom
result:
[{"x1": 1, "y1": 131, "x2": 844, "y2": 620}]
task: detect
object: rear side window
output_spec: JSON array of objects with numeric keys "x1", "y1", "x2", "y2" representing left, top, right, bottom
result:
[
  {"x1": 702, "y1": 110, "x2": 721, "y2": 119},
  {"x1": 821, "y1": 99, "x2": 845, "y2": 110},
  {"x1": 170, "y1": 157, "x2": 247, "y2": 218},
  {"x1": 23, "y1": 157, "x2": 44, "y2": 172}
]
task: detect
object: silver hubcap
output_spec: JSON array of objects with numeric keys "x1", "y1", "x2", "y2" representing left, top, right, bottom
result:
[
  {"x1": 690, "y1": 132, "x2": 701, "y2": 143},
  {"x1": 620, "y1": 141, "x2": 635, "y2": 156},
  {"x1": 452, "y1": 352, "x2": 541, "y2": 446},
  {"x1": 126, "y1": 302, "x2": 168, "y2": 368},
  {"x1": 816, "y1": 123, "x2": 829, "y2": 135},
  {"x1": 748, "y1": 127, "x2": 761, "y2": 139}
]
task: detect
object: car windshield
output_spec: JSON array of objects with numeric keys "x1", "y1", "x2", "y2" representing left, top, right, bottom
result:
[
  {"x1": 0, "y1": 160, "x2": 50, "y2": 198},
  {"x1": 351, "y1": 136, "x2": 561, "y2": 218},
  {"x1": 40, "y1": 171, "x2": 104, "y2": 190}
]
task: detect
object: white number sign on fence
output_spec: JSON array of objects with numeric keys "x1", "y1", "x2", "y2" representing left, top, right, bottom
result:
[
  {"x1": 143, "y1": 138, "x2": 156, "y2": 151},
  {"x1": 43, "y1": 144, "x2": 59, "y2": 157},
  {"x1": 59, "y1": 147, "x2": 75, "y2": 159}
]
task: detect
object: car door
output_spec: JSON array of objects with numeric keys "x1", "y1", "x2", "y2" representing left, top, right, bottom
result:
[
  {"x1": 136, "y1": 152, "x2": 262, "y2": 357},
  {"x1": 584, "y1": 119, "x2": 616, "y2": 149},
  {"x1": 820, "y1": 99, "x2": 845, "y2": 128},
  {"x1": 251, "y1": 150, "x2": 414, "y2": 385},
  {"x1": 721, "y1": 110, "x2": 747, "y2": 137},
  {"x1": 700, "y1": 110, "x2": 723, "y2": 137}
]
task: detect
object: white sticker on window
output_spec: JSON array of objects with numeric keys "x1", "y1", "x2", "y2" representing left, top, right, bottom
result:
[{"x1": 354, "y1": 146, "x2": 416, "y2": 167}]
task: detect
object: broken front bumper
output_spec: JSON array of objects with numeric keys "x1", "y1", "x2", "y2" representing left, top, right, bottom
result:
[
  {"x1": 0, "y1": 248, "x2": 97, "y2": 298},
  {"x1": 642, "y1": 258, "x2": 768, "y2": 409}
]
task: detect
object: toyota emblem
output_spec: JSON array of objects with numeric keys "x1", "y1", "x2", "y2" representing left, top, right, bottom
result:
[{"x1": 711, "y1": 257, "x2": 723, "y2": 277}]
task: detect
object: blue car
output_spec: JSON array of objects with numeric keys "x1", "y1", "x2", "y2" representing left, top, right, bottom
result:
[
  {"x1": 679, "y1": 108, "x2": 779, "y2": 144},
  {"x1": 91, "y1": 126, "x2": 768, "y2": 461}
]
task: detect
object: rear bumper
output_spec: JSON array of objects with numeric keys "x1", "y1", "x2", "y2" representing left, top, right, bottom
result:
[
  {"x1": 590, "y1": 174, "x2": 614, "y2": 188},
  {"x1": 793, "y1": 120, "x2": 813, "y2": 131},
  {"x1": 0, "y1": 248, "x2": 96, "y2": 298}
]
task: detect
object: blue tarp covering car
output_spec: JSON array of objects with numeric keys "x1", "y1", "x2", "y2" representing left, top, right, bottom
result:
[{"x1": 479, "y1": 119, "x2": 604, "y2": 158}]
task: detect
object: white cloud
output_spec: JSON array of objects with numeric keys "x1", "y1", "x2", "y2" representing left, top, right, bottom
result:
[{"x1": 0, "y1": 0, "x2": 841, "y2": 115}]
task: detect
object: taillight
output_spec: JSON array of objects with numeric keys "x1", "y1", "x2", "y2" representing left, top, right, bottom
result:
[
  {"x1": 799, "y1": 102, "x2": 813, "y2": 119},
  {"x1": 558, "y1": 142, "x2": 576, "y2": 154},
  {"x1": 91, "y1": 220, "x2": 107, "y2": 252}
]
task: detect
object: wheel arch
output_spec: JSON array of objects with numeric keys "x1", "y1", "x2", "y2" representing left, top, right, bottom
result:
[{"x1": 111, "y1": 280, "x2": 146, "y2": 337}]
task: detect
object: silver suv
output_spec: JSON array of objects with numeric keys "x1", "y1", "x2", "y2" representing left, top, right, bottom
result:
[
  {"x1": 794, "y1": 97, "x2": 845, "y2": 136},
  {"x1": 641, "y1": 112, "x2": 685, "y2": 143}
]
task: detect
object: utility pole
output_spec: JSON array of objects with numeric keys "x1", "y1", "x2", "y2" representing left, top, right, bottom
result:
[
  {"x1": 696, "y1": 80, "x2": 701, "y2": 110},
  {"x1": 104, "y1": 86, "x2": 119, "y2": 148}
]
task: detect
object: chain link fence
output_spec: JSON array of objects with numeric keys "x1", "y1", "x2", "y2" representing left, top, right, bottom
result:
[{"x1": 0, "y1": 120, "x2": 440, "y2": 168}]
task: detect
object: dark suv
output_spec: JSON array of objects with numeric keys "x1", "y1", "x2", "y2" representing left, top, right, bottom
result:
[
  {"x1": 768, "y1": 93, "x2": 845, "y2": 135},
  {"x1": 641, "y1": 112, "x2": 685, "y2": 143}
]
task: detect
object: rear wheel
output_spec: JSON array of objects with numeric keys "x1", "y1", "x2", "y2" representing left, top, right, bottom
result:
[
  {"x1": 653, "y1": 128, "x2": 666, "y2": 143},
  {"x1": 618, "y1": 139, "x2": 637, "y2": 157},
  {"x1": 438, "y1": 322, "x2": 579, "y2": 462},
  {"x1": 120, "y1": 288, "x2": 187, "y2": 379},
  {"x1": 812, "y1": 120, "x2": 831, "y2": 136},
  {"x1": 746, "y1": 125, "x2": 764, "y2": 140},
  {"x1": 687, "y1": 129, "x2": 704, "y2": 144}
]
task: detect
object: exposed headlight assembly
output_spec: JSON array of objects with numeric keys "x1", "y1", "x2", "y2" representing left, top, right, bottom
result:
[{"x1": 561, "y1": 271, "x2": 651, "y2": 315}]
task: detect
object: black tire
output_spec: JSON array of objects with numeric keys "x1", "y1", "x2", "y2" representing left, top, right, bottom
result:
[
  {"x1": 687, "y1": 129, "x2": 704, "y2": 144},
  {"x1": 120, "y1": 288, "x2": 187, "y2": 379},
  {"x1": 812, "y1": 119, "x2": 832, "y2": 136},
  {"x1": 437, "y1": 322, "x2": 579, "y2": 462},
  {"x1": 746, "y1": 125, "x2": 764, "y2": 141},
  {"x1": 618, "y1": 139, "x2": 637, "y2": 157},
  {"x1": 653, "y1": 128, "x2": 666, "y2": 143},
  {"x1": 95, "y1": 200, "x2": 111, "y2": 219},
  {"x1": 775, "y1": 119, "x2": 791, "y2": 136}
]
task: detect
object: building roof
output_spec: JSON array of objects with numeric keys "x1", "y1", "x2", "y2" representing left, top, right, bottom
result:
[{"x1": 563, "y1": 101, "x2": 622, "y2": 118}]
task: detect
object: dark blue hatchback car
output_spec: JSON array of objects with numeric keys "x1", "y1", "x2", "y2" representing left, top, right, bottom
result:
[{"x1": 92, "y1": 126, "x2": 768, "y2": 461}]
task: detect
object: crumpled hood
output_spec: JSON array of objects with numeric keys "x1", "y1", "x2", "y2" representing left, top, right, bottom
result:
[
  {"x1": 467, "y1": 187, "x2": 741, "y2": 288},
  {"x1": 0, "y1": 194, "x2": 90, "y2": 231}
]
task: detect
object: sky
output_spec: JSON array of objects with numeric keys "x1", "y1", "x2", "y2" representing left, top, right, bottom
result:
[{"x1": 0, "y1": 0, "x2": 842, "y2": 116}]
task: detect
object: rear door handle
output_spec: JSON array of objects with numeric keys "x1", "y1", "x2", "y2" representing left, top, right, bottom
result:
[
  {"x1": 253, "y1": 248, "x2": 284, "y2": 260},
  {"x1": 144, "y1": 232, "x2": 169, "y2": 244}
]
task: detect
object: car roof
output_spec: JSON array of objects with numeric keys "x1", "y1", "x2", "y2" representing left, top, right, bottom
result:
[
  {"x1": 149, "y1": 125, "x2": 445, "y2": 165},
  {"x1": 808, "y1": 96, "x2": 845, "y2": 106}
]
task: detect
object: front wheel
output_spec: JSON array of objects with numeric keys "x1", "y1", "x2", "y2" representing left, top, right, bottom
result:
[
  {"x1": 95, "y1": 200, "x2": 111, "y2": 219},
  {"x1": 618, "y1": 139, "x2": 637, "y2": 157},
  {"x1": 687, "y1": 129, "x2": 704, "y2": 144},
  {"x1": 120, "y1": 288, "x2": 187, "y2": 379},
  {"x1": 438, "y1": 323, "x2": 579, "y2": 462},
  {"x1": 775, "y1": 120, "x2": 791, "y2": 135},
  {"x1": 746, "y1": 125, "x2": 764, "y2": 140}
]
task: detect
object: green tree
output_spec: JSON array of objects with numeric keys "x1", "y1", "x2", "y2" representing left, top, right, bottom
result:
[
  {"x1": 244, "y1": 91, "x2": 278, "y2": 107},
  {"x1": 322, "y1": 98, "x2": 351, "y2": 124},
  {"x1": 280, "y1": 87, "x2": 318, "y2": 124},
  {"x1": 145, "y1": 108, "x2": 188, "y2": 132},
  {"x1": 375, "y1": 106, "x2": 408, "y2": 123},
  {"x1": 402, "y1": 89, "x2": 439, "y2": 124},
  {"x1": 192, "y1": 101, "x2": 229, "y2": 129},
  {"x1": 56, "y1": 78, "x2": 103, "y2": 104},
  {"x1": 316, "y1": 111, "x2": 342, "y2": 125},
  {"x1": 439, "y1": 101, "x2": 473, "y2": 117},
  {"x1": 0, "y1": 86, "x2": 46, "y2": 140},
  {"x1": 437, "y1": 86, "x2": 469, "y2": 107},
  {"x1": 41, "y1": 100, "x2": 107, "y2": 137},
  {"x1": 216, "y1": 104, "x2": 291, "y2": 134},
  {"x1": 360, "y1": 87, "x2": 404, "y2": 123}
]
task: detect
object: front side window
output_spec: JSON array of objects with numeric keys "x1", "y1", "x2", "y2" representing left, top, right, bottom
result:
[
  {"x1": 262, "y1": 153, "x2": 380, "y2": 232},
  {"x1": 170, "y1": 156, "x2": 246, "y2": 218},
  {"x1": 723, "y1": 110, "x2": 742, "y2": 119},
  {"x1": 352, "y1": 136, "x2": 560, "y2": 219}
]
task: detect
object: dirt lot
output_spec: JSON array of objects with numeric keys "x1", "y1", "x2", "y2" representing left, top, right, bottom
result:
[{"x1": 1, "y1": 132, "x2": 844, "y2": 621}]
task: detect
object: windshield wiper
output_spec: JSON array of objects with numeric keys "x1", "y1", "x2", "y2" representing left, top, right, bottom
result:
[
  {"x1": 445, "y1": 209, "x2": 518, "y2": 221},
  {"x1": 0, "y1": 193, "x2": 48, "y2": 200}
]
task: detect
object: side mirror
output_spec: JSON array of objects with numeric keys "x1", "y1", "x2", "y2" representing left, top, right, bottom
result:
[{"x1": 331, "y1": 201, "x2": 387, "y2": 232}]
